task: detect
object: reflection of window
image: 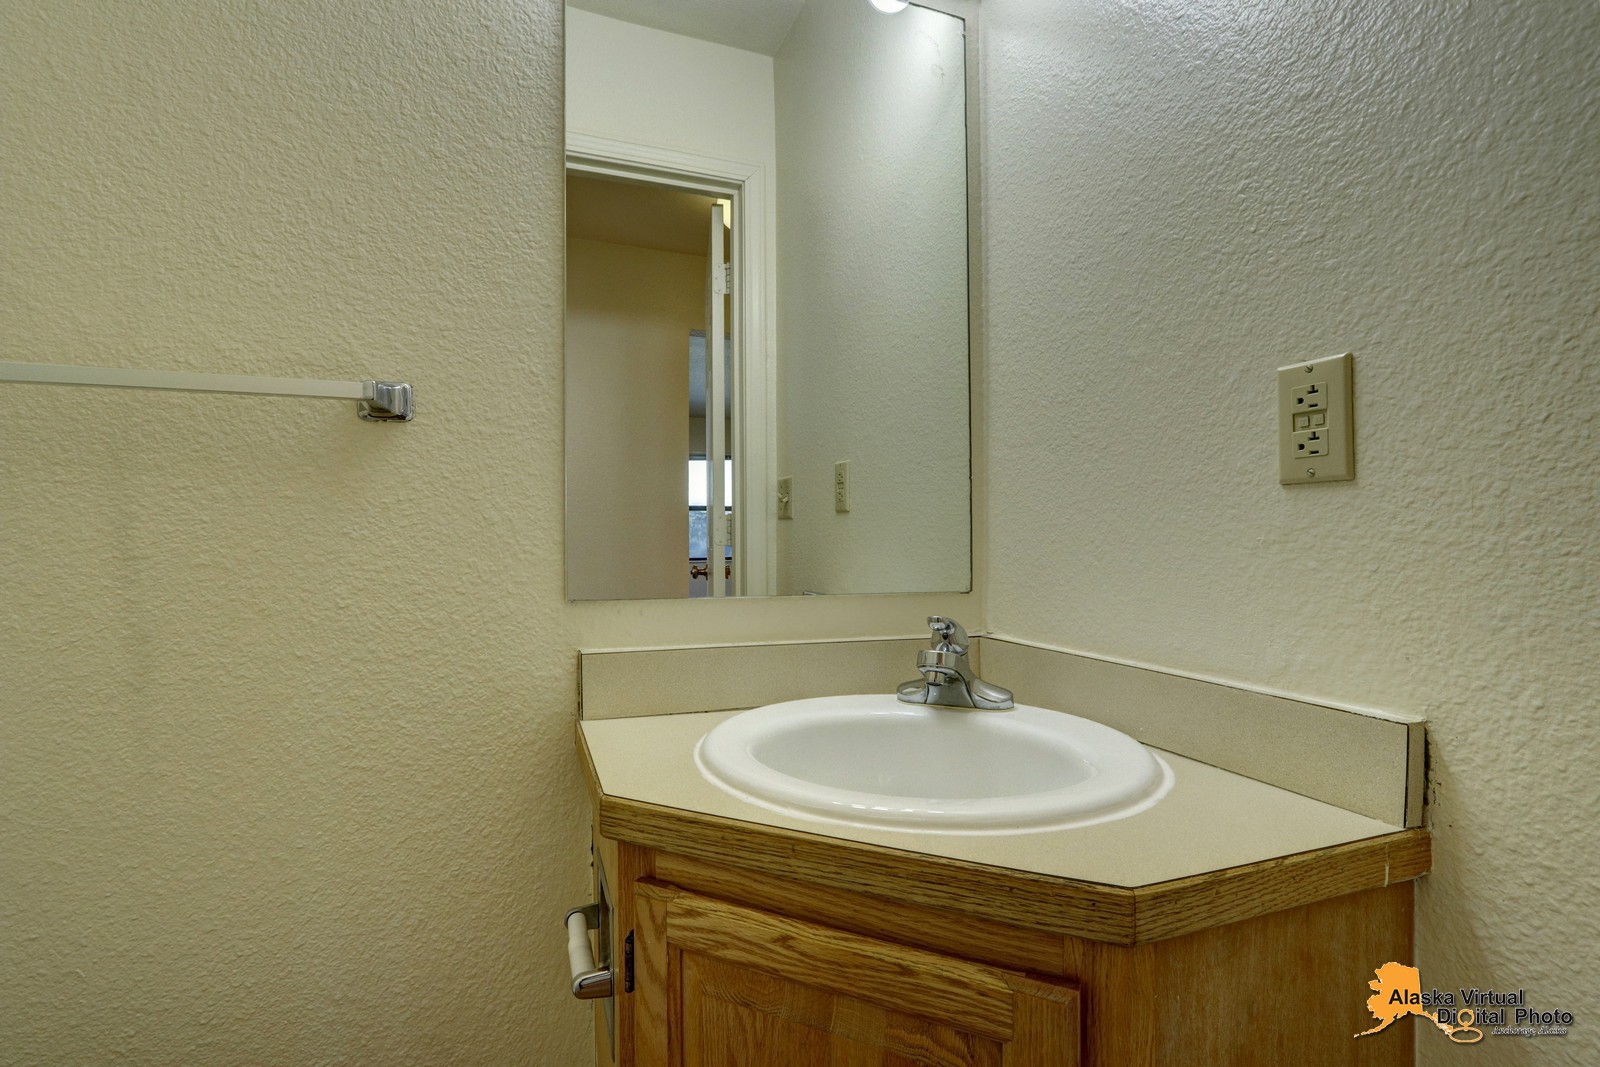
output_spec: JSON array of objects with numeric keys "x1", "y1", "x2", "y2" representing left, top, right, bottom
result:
[
  {"x1": 687, "y1": 458, "x2": 733, "y2": 509},
  {"x1": 689, "y1": 457, "x2": 733, "y2": 561}
]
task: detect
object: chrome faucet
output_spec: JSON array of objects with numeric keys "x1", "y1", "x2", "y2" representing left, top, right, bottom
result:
[{"x1": 896, "y1": 616, "x2": 1014, "y2": 710}]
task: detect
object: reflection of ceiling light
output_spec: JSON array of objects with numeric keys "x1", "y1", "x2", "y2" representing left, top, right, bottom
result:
[{"x1": 869, "y1": 0, "x2": 909, "y2": 12}]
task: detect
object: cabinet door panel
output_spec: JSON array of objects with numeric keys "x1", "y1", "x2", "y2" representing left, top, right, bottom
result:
[
  {"x1": 682, "y1": 950, "x2": 997, "y2": 1067},
  {"x1": 635, "y1": 880, "x2": 1078, "y2": 1067}
]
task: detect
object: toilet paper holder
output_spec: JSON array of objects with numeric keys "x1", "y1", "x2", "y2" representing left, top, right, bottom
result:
[{"x1": 565, "y1": 903, "x2": 613, "y2": 1000}]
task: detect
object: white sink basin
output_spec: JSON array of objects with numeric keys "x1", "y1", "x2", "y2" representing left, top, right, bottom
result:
[{"x1": 694, "y1": 694, "x2": 1173, "y2": 835}]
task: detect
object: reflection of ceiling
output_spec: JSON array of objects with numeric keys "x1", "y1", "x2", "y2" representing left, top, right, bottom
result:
[
  {"x1": 567, "y1": 0, "x2": 806, "y2": 56},
  {"x1": 567, "y1": 174, "x2": 717, "y2": 257}
]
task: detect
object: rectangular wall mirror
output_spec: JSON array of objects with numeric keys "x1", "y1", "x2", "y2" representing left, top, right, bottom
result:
[{"x1": 565, "y1": 0, "x2": 974, "y2": 600}]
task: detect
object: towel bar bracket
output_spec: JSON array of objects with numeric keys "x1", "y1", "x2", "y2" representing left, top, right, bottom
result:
[{"x1": 360, "y1": 381, "x2": 413, "y2": 422}]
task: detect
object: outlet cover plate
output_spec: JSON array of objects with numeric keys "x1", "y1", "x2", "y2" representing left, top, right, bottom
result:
[{"x1": 1279, "y1": 353, "x2": 1354, "y2": 484}]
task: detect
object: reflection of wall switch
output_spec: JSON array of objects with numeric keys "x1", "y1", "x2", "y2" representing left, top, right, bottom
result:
[
  {"x1": 1278, "y1": 353, "x2": 1354, "y2": 484},
  {"x1": 834, "y1": 461, "x2": 850, "y2": 513},
  {"x1": 777, "y1": 476, "x2": 793, "y2": 520}
]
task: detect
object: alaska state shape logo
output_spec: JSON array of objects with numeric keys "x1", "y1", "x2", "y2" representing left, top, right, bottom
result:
[{"x1": 1355, "y1": 963, "x2": 1483, "y2": 1043}]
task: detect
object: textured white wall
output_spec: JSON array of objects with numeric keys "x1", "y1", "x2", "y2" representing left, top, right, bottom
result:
[
  {"x1": 980, "y1": 1, "x2": 1599, "y2": 1061},
  {"x1": 774, "y1": 0, "x2": 971, "y2": 595},
  {"x1": 0, "y1": 2, "x2": 591, "y2": 1063},
  {"x1": 0, "y1": 4, "x2": 977, "y2": 1063}
]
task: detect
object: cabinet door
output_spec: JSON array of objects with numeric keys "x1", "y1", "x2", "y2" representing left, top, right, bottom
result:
[{"x1": 632, "y1": 879, "x2": 1079, "y2": 1067}]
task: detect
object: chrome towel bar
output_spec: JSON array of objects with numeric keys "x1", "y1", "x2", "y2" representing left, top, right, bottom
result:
[{"x1": 0, "y1": 361, "x2": 413, "y2": 422}]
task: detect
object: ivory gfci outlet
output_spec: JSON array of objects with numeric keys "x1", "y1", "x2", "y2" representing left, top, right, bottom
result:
[{"x1": 1279, "y1": 353, "x2": 1354, "y2": 484}]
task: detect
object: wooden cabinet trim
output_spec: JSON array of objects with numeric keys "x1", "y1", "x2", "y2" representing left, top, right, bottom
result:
[
  {"x1": 600, "y1": 792, "x2": 1137, "y2": 941},
  {"x1": 1131, "y1": 832, "x2": 1433, "y2": 942},
  {"x1": 654, "y1": 851, "x2": 1070, "y2": 975}
]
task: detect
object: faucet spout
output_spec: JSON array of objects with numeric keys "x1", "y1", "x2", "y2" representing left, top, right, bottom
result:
[{"x1": 896, "y1": 616, "x2": 1014, "y2": 710}]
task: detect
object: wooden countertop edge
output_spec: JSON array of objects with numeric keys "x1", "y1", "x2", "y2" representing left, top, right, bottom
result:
[
  {"x1": 577, "y1": 723, "x2": 1432, "y2": 946},
  {"x1": 1130, "y1": 829, "x2": 1431, "y2": 941}
]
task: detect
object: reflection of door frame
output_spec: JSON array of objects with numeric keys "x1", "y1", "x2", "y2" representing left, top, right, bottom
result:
[{"x1": 567, "y1": 132, "x2": 775, "y2": 598}]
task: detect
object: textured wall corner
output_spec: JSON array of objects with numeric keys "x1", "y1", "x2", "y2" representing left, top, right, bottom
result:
[
  {"x1": 0, "y1": 2, "x2": 589, "y2": 1064},
  {"x1": 979, "y1": 1, "x2": 1599, "y2": 1062}
]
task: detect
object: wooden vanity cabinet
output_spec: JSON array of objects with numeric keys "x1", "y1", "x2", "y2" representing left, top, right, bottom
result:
[
  {"x1": 591, "y1": 836, "x2": 1417, "y2": 1067},
  {"x1": 633, "y1": 880, "x2": 1078, "y2": 1066}
]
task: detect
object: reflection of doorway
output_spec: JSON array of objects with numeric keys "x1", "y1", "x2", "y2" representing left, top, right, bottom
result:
[
  {"x1": 565, "y1": 172, "x2": 724, "y2": 599},
  {"x1": 688, "y1": 328, "x2": 732, "y2": 598},
  {"x1": 564, "y1": 138, "x2": 775, "y2": 599}
]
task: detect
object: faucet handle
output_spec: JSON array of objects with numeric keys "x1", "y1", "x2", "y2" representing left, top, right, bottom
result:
[{"x1": 926, "y1": 616, "x2": 968, "y2": 654}]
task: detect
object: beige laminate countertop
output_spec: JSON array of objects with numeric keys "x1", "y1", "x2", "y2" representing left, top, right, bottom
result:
[{"x1": 579, "y1": 710, "x2": 1430, "y2": 943}]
